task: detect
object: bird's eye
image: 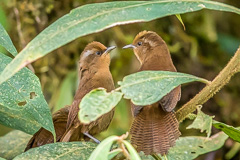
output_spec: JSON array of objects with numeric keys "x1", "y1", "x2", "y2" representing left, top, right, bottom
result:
[
  {"x1": 96, "y1": 51, "x2": 101, "y2": 55},
  {"x1": 137, "y1": 42, "x2": 142, "y2": 46}
]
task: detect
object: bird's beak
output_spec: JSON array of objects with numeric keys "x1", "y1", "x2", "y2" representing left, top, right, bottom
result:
[
  {"x1": 122, "y1": 44, "x2": 136, "y2": 49},
  {"x1": 103, "y1": 46, "x2": 116, "y2": 54}
]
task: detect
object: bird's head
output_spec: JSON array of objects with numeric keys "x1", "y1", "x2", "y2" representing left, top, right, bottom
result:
[
  {"x1": 79, "y1": 41, "x2": 116, "y2": 70},
  {"x1": 123, "y1": 31, "x2": 166, "y2": 64}
]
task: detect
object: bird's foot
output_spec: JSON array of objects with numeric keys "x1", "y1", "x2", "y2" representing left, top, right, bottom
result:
[{"x1": 83, "y1": 132, "x2": 101, "y2": 144}]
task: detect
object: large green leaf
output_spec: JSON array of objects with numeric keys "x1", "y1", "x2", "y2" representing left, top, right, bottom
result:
[
  {"x1": 0, "y1": 130, "x2": 31, "y2": 160},
  {"x1": 139, "y1": 132, "x2": 228, "y2": 160},
  {"x1": 213, "y1": 120, "x2": 240, "y2": 143},
  {"x1": 0, "y1": 54, "x2": 55, "y2": 136},
  {"x1": 13, "y1": 142, "x2": 97, "y2": 160},
  {"x1": 187, "y1": 106, "x2": 213, "y2": 137},
  {"x1": 79, "y1": 88, "x2": 122, "y2": 124},
  {"x1": 118, "y1": 71, "x2": 208, "y2": 105},
  {"x1": 0, "y1": 23, "x2": 17, "y2": 56},
  {"x1": 88, "y1": 136, "x2": 119, "y2": 160},
  {"x1": 164, "y1": 132, "x2": 228, "y2": 159},
  {"x1": 0, "y1": 0, "x2": 240, "y2": 84}
]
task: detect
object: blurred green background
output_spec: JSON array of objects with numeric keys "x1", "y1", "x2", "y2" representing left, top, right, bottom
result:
[{"x1": 0, "y1": 0, "x2": 240, "y2": 159}]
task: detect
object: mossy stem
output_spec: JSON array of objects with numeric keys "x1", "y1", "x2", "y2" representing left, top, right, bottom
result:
[{"x1": 176, "y1": 46, "x2": 240, "y2": 122}]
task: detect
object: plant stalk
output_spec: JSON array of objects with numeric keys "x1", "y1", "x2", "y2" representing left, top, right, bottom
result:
[{"x1": 176, "y1": 46, "x2": 240, "y2": 122}]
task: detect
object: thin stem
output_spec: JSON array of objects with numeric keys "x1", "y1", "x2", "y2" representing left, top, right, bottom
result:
[
  {"x1": 176, "y1": 46, "x2": 240, "y2": 122},
  {"x1": 117, "y1": 132, "x2": 130, "y2": 159},
  {"x1": 152, "y1": 153, "x2": 162, "y2": 160},
  {"x1": 13, "y1": 6, "x2": 35, "y2": 73},
  {"x1": 114, "y1": 87, "x2": 122, "y2": 92}
]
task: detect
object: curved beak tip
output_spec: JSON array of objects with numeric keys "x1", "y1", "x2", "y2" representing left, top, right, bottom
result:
[
  {"x1": 104, "y1": 46, "x2": 116, "y2": 54},
  {"x1": 122, "y1": 44, "x2": 136, "y2": 49}
]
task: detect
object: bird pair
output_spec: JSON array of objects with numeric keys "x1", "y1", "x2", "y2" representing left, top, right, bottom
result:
[{"x1": 25, "y1": 31, "x2": 181, "y2": 156}]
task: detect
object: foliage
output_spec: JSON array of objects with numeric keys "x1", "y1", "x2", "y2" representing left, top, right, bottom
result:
[
  {"x1": 0, "y1": 130, "x2": 31, "y2": 160},
  {"x1": 213, "y1": 120, "x2": 240, "y2": 143},
  {"x1": 0, "y1": 0, "x2": 240, "y2": 85},
  {"x1": 0, "y1": 23, "x2": 17, "y2": 56},
  {"x1": 79, "y1": 88, "x2": 123, "y2": 124},
  {"x1": 0, "y1": 0, "x2": 240, "y2": 160},
  {"x1": 187, "y1": 106, "x2": 213, "y2": 137},
  {"x1": 14, "y1": 142, "x2": 97, "y2": 160},
  {"x1": 118, "y1": 71, "x2": 208, "y2": 105},
  {"x1": 0, "y1": 54, "x2": 55, "y2": 137}
]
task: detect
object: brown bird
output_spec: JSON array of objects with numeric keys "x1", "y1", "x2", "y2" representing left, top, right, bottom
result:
[
  {"x1": 25, "y1": 42, "x2": 116, "y2": 151},
  {"x1": 123, "y1": 31, "x2": 181, "y2": 155},
  {"x1": 61, "y1": 42, "x2": 116, "y2": 142}
]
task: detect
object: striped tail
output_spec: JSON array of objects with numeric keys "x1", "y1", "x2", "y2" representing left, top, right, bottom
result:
[{"x1": 130, "y1": 105, "x2": 180, "y2": 155}]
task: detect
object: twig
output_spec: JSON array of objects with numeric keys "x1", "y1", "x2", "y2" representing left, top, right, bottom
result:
[
  {"x1": 13, "y1": 7, "x2": 26, "y2": 47},
  {"x1": 176, "y1": 46, "x2": 240, "y2": 122},
  {"x1": 117, "y1": 132, "x2": 131, "y2": 159},
  {"x1": 13, "y1": 6, "x2": 35, "y2": 73}
]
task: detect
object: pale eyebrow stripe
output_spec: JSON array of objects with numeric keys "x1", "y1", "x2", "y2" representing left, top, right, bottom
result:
[{"x1": 82, "y1": 50, "x2": 92, "y2": 60}]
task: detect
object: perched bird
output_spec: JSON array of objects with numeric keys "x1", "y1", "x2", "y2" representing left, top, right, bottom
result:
[
  {"x1": 123, "y1": 31, "x2": 181, "y2": 155},
  {"x1": 61, "y1": 42, "x2": 116, "y2": 142},
  {"x1": 25, "y1": 42, "x2": 116, "y2": 151}
]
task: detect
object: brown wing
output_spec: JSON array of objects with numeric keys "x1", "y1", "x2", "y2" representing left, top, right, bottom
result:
[
  {"x1": 25, "y1": 106, "x2": 70, "y2": 151},
  {"x1": 62, "y1": 71, "x2": 115, "y2": 141},
  {"x1": 159, "y1": 85, "x2": 181, "y2": 112}
]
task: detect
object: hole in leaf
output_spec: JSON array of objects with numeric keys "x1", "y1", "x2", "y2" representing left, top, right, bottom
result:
[
  {"x1": 18, "y1": 101, "x2": 27, "y2": 106},
  {"x1": 84, "y1": 115, "x2": 89, "y2": 117},
  {"x1": 219, "y1": 125, "x2": 224, "y2": 129},
  {"x1": 191, "y1": 152, "x2": 196, "y2": 154},
  {"x1": 30, "y1": 92, "x2": 37, "y2": 99},
  {"x1": 198, "y1": 145, "x2": 203, "y2": 148}
]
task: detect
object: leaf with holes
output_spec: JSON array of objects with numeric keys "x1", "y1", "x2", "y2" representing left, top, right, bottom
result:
[
  {"x1": 0, "y1": 130, "x2": 31, "y2": 159},
  {"x1": 79, "y1": 88, "x2": 122, "y2": 124},
  {"x1": 0, "y1": 54, "x2": 55, "y2": 137},
  {"x1": 13, "y1": 142, "x2": 97, "y2": 160},
  {"x1": 187, "y1": 106, "x2": 213, "y2": 137},
  {"x1": 118, "y1": 71, "x2": 208, "y2": 106},
  {"x1": 0, "y1": 0, "x2": 240, "y2": 84},
  {"x1": 0, "y1": 23, "x2": 17, "y2": 56},
  {"x1": 213, "y1": 120, "x2": 240, "y2": 143},
  {"x1": 159, "y1": 132, "x2": 228, "y2": 159}
]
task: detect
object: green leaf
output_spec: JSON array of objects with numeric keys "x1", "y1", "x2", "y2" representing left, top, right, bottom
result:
[
  {"x1": 0, "y1": 130, "x2": 31, "y2": 160},
  {"x1": 79, "y1": 88, "x2": 123, "y2": 124},
  {"x1": 187, "y1": 106, "x2": 213, "y2": 137},
  {"x1": 0, "y1": 23, "x2": 17, "y2": 56},
  {"x1": 139, "y1": 133, "x2": 228, "y2": 160},
  {"x1": 118, "y1": 71, "x2": 208, "y2": 106},
  {"x1": 176, "y1": 14, "x2": 186, "y2": 30},
  {"x1": 108, "y1": 149, "x2": 122, "y2": 160},
  {"x1": 88, "y1": 136, "x2": 119, "y2": 160},
  {"x1": 0, "y1": 54, "x2": 55, "y2": 137},
  {"x1": 13, "y1": 142, "x2": 97, "y2": 160},
  {"x1": 212, "y1": 120, "x2": 240, "y2": 143},
  {"x1": 54, "y1": 71, "x2": 76, "y2": 112},
  {"x1": 1, "y1": 0, "x2": 240, "y2": 85},
  {"x1": 161, "y1": 132, "x2": 228, "y2": 160},
  {"x1": 122, "y1": 140, "x2": 141, "y2": 160}
]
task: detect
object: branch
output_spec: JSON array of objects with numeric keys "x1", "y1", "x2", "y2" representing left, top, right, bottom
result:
[{"x1": 176, "y1": 46, "x2": 240, "y2": 122}]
